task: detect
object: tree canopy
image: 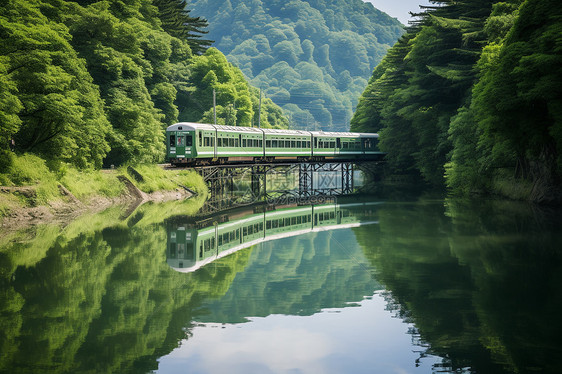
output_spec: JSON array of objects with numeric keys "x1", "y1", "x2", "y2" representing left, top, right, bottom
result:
[
  {"x1": 0, "y1": 0, "x2": 288, "y2": 171},
  {"x1": 189, "y1": 0, "x2": 404, "y2": 131},
  {"x1": 351, "y1": 0, "x2": 562, "y2": 201}
]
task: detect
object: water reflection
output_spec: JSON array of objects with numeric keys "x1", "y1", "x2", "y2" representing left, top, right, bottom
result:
[
  {"x1": 0, "y1": 195, "x2": 561, "y2": 373},
  {"x1": 166, "y1": 202, "x2": 380, "y2": 273}
]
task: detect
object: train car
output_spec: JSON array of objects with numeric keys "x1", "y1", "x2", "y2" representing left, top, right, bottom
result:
[
  {"x1": 263, "y1": 128, "x2": 312, "y2": 161},
  {"x1": 166, "y1": 122, "x2": 383, "y2": 166}
]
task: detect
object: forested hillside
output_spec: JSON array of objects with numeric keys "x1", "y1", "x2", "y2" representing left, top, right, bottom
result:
[
  {"x1": 0, "y1": 0, "x2": 288, "y2": 172},
  {"x1": 351, "y1": 0, "x2": 562, "y2": 203},
  {"x1": 189, "y1": 0, "x2": 404, "y2": 131}
]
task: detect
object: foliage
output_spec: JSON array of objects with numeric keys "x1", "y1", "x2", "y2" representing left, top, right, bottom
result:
[
  {"x1": 0, "y1": 0, "x2": 288, "y2": 171},
  {"x1": 351, "y1": 0, "x2": 562, "y2": 200},
  {"x1": 153, "y1": 0, "x2": 213, "y2": 55},
  {"x1": 189, "y1": 0, "x2": 404, "y2": 131}
]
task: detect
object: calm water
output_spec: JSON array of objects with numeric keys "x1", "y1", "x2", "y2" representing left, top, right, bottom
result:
[{"x1": 1, "y1": 195, "x2": 561, "y2": 373}]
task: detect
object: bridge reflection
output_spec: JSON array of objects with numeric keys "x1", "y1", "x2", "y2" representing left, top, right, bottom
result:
[
  {"x1": 166, "y1": 201, "x2": 380, "y2": 273},
  {"x1": 196, "y1": 161, "x2": 383, "y2": 213}
]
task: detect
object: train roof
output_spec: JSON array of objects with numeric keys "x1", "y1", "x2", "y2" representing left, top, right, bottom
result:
[
  {"x1": 261, "y1": 128, "x2": 311, "y2": 136},
  {"x1": 167, "y1": 123, "x2": 378, "y2": 138},
  {"x1": 310, "y1": 131, "x2": 379, "y2": 138},
  {"x1": 167, "y1": 122, "x2": 215, "y2": 131}
]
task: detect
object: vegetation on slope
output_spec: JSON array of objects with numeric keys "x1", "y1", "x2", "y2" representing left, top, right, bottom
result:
[
  {"x1": 0, "y1": 0, "x2": 288, "y2": 174},
  {"x1": 189, "y1": 0, "x2": 404, "y2": 131},
  {"x1": 351, "y1": 0, "x2": 562, "y2": 202}
]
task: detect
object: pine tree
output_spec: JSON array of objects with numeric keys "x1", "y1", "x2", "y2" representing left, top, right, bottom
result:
[{"x1": 153, "y1": 0, "x2": 213, "y2": 55}]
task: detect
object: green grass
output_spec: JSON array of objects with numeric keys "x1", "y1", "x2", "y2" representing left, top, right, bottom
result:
[
  {"x1": 60, "y1": 168, "x2": 124, "y2": 199},
  {"x1": 123, "y1": 165, "x2": 208, "y2": 196},
  {"x1": 0, "y1": 155, "x2": 208, "y2": 218}
]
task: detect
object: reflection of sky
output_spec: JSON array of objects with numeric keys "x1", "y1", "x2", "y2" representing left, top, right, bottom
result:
[{"x1": 156, "y1": 292, "x2": 442, "y2": 374}]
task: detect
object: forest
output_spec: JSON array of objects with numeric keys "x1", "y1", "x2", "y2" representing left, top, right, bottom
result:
[
  {"x1": 351, "y1": 0, "x2": 562, "y2": 202},
  {"x1": 188, "y1": 0, "x2": 404, "y2": 131},
  {"x1": 0, "y1": 0, "x2": 288, "y2": 173}
]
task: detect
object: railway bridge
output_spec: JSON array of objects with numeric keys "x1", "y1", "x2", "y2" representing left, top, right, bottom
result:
[{"x1": 192, "y1": 158, "x2": 383, "y2": 213}]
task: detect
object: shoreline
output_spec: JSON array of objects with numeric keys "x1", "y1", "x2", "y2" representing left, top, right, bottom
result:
[
  {"x1": 0, "y1": 175, "x2": 194, "y2": 233},
  {"x1": 0, "y1": 167, "x2": 204, "y2": 234}
]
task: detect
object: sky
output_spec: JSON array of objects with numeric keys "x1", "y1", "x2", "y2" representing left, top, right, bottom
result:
[{"x1": 364, "y1": 0, "x2": 433, "y2": 25}]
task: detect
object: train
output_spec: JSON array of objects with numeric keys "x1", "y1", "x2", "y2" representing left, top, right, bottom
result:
[
  {"x1": 166, "y1": 122, "x2": 383, "y2": 166},
  {"x1": 166, "y1": 202, "x2": 380, "y2": 273}
]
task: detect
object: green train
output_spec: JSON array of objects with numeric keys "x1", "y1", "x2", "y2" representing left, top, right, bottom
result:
[
  {"x1": 166, "y1": 202, "x2": 380, "y2": 273},
  {"x1": 166, "y1": 122, "x2": 383, "y2": 166}
]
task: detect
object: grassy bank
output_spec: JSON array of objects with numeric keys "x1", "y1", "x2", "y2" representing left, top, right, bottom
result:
[{"x1": 0, "y1": 154, "x2": 208, "y2": 219}]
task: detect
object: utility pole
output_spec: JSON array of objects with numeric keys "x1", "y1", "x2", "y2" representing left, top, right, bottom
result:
[
  {"x1": 258, "y1": 87, "x2": 262, "y2": 128},
  {"x1": 213, "y1": 88, "x2": 217, "y2": 125}
]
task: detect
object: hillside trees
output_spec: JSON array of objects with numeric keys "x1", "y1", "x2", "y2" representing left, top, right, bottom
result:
[
  {"x1": 189, "y1": 0, "x2": 404, "y2": 131},
  {"x1": 0, "y1": 0, "x2": 111, "y2": 169},
  {"x1": 0, "y1": 0, "x2": 289, "y2": 172},
  {"x1": 449, "y1": 0, "x2": 562, "y2": 202},
  {"x1": 353, "y1": 0, "x2": 496, "y2": 185},
  {"x1": 352, "y1": 0, "x2": 562, "y2": 201}
]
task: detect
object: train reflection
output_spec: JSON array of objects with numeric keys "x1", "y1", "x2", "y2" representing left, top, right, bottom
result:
[{"x1": 166, "y1": 202, "x2": 380, "y2": 273}]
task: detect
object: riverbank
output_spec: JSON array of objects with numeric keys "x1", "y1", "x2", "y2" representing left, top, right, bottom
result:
[{"x1": 0, "y1": 154, "x2": 207, "y2": 232}]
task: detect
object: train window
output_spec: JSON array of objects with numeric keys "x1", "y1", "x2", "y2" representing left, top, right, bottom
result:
[
  {"x1": 177, "y1": 136, "x2": 185, "y2": 146},
  {"x1": 259, "y1": 222, "x2": 263, "y2": 231},
  {"x1": 291, "y1": 217, "x2": 296, "y2": 225},
  {"x1": 170, "y1": 135, "x2": 175, "y2": 146},
  {"x1": 235, "y1": 139, "x2": 239, "y2": 147},
  {"x1": 186, "y1": 135, "x2": 192, "y2": 146},
  {"x1": 272, "y1": 140, "x2": 278, "y2": 147},
  {"x1": 242, "y1": 139, "x2": 246, "y2": 147},
  {"x1": 291, "y1": 141, "x2": 296, "y2": 148},
  {"x1": 296, "y1": 141, "x2": 301, "y2": 148},
  {"x1": 211, "y1": 137, "x2": 215, "y2": 147},
  {"x1": 314, "y1": 138, "x2": 318, "y2": 148},
  {"x1": 342, "y1": 142, "x2": 348, "y2": 148},
  {"x1": 330, "y1": 141, "x2": 335, "y2": 148},
  {"x1": 259, "y1": 140, "x2": 263, "y2": 147},
  {"x1": 236, "y1": 229, "x2": 239, "y2": 239},
  {"x1": 266, "y1": 220, "x2": 271, "y2": 229},
  {"x1": 336, "y1": 138, "x2": 341, "y2": 148},
  {"x1": 218, "y1": 236, "x2": 223, "y2": 246},
  {"x1": 199, "y1": 133, "x2": 202, "y2": 147},
  {"x1": 243, "y1": 227, "x2": 247, "y2": 236},
  {"x1": 248, "y1": 225, "x2": 253, "y2": 235},
  {"x1": 307, "y1": 141, "x2": 311, "y2": 148},
  {"x1": 272, "y1": 220, "x2": 278, "y2": 228},
  {"x1": 204, "y1": 239, "x2": 209, "y2": 251},
  {"x1": 266, "y1": 140, "x2": 271, "y2": 147}
]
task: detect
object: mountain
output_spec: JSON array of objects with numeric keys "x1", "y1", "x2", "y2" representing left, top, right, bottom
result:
[{"x1": 189, "y1": 0, "x2": 404, "y2": 131}]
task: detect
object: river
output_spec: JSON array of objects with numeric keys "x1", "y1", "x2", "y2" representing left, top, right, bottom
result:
[{"x1": 0, "y1": 193, "x2": 561, "y2": 373}]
